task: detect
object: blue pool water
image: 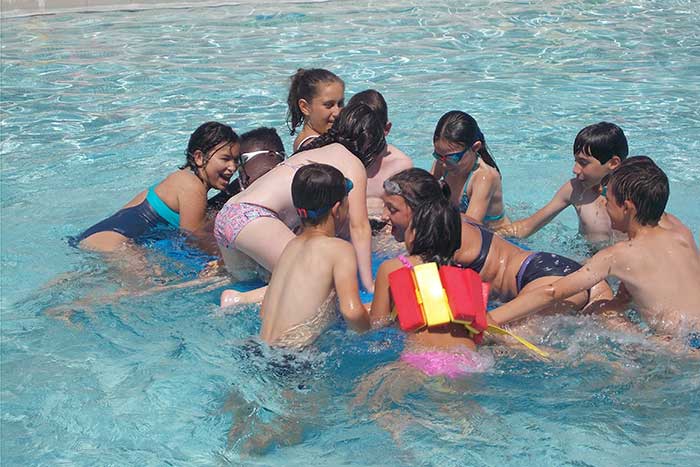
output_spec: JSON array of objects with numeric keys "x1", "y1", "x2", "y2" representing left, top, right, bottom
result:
[{"x1": 2, "y1": 1, "x2": 700, "y2": 465}]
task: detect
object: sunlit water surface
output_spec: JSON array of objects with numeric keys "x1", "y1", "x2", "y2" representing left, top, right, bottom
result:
[{"x1": 2, "y1": 1, "x2": 699, "y2": 465}]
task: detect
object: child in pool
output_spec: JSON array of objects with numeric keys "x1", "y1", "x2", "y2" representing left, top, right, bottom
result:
[
  {"x1": 371, "y1": 196, "x2": 493, "y2": 377},
  {"x1": 286, "y1": 68, "x2": 345, "y2": 152},
  {"x1": 220, "y1": 163, "x2": 370, "y2": 348},
  {"x1": 207, "y1": 127, "x2": 286, "y2": 212},
  {"x1": 496, "y1": 122, "x2": 628, "y2": 244},
  {"x1": 431, "y1": 111, "x2": 509, "y2": 229},
  {"x1": 382, "y1": 168, "x2": 612, "y2": 315},
  {"x1": 74, "y1": 121, "x2": 239, "y2": 253},
  {"x1": 214, "y1": 103, "x2": 386, "y2": 292},
  {"x1": 345, "y1": 89, "x2": 413, "y2": 201},
  {"x1": 488, "y1": 156, "x2": 700, "y2": 348}
]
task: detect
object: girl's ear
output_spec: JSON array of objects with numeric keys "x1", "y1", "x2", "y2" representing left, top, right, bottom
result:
[
  {"x1": 623, "y1": 199, "x2": 636, "y2": 216},
  {"x1": 331, "y1": 200, "x2": 342, "y2": 218},
  {"x1": 384, "y1": 122, "x2": 392, "y2": 136},
  {"x1": 299, "y1": 98, "x2": 311, "y2": 117},
  {"x1": 471, "y1": 140, "x2": 482, "y2": 153},
  {"x1": 193, "y1": 149, "x2": 205, "y2": 168}
]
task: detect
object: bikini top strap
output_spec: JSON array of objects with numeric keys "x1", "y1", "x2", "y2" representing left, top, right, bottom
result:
[{"x1": 398, "y1": 255, "x2": 413, "y2": 269}]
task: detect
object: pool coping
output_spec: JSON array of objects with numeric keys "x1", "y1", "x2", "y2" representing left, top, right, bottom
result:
[{"x1": 1, "y1": 0, "x2": 328, "y2": 19}]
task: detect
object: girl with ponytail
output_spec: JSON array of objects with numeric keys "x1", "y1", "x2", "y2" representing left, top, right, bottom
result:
[{"x1": 431, "y1": 110, "x2": 509, "y2": 228}]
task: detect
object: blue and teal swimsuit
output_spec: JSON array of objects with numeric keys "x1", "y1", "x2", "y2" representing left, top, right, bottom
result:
[
  {"x1": 456, "y1": 158, "x2": 505, "y2": 222},
  {"x1": 71, "y1": 185, "x2": 180, "y2": 245}
]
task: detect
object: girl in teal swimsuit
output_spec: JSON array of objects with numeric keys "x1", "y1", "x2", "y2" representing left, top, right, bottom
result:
[
  {"x1": 74, "y1": 121, "x2": 240, "y2": 253},
  {"x1": 430, "y1": 111, "x2": 510, "y2": 229}
]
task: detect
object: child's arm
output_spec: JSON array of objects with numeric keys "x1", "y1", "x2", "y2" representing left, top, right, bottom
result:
[
  {"x1": 333, "y1": 242, "x2": 370, "y2": 333},
  {"x1": 369, "y1": 260, "x2": 400, "y2": 328},
  {"x1": 489, "y1": 247, "x2": 616, "y2": 325},
  {"x1": 347, "y1": 168, "x2": 374, "y2": 293},
  {"x1": 464, "y1": 173, "x2": 496, "y2": 224},
  {"x1": 495, "y1": 181, "x2": 573, "y2": 238}
]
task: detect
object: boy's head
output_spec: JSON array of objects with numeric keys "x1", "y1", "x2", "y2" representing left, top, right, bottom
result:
[
  {"x1": 606, "y1": 156, "x2": 668, "y2": 229},
  {"x1": 292, "y1": 163, "x2": 353, "y2": 227},
  {"x1": 572, "y1": 122, "x2": 628, "y2": 187},
  {"x1": 238, "y1": 127, "x2": 285, "y2": 188},
  {"x1": 347, "y1": 89, "x2": 390, "y2": 135}
]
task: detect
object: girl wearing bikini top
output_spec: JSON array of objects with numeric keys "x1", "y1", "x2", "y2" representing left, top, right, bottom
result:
[
  {"x1": 286, "y1": 68, "x2": 345, "y2": 152},
  {"x1": 380, "y1": 168, "x2": 612, "y2": 326},
  {"x1": 431, "y1": 110, "x2": 509, "y2": 229}
]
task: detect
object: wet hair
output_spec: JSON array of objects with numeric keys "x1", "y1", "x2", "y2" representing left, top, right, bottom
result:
[
  {"x1": 181, "y1": 121, "x2": 238, "y2": 173},
  {"x1": 297, "y1": 103, "x2": 386, "y2": 168},
  {"x1": 286, "y1": 68, "x2": 344, "y2": 135},
  {"x1": 433, "y1": 110, "x2": 500, "y2": 175},
  {"x1": 238, "y1": 127, "x2": 286, "y2": 188},
  {"x1": 608, "y1": 156, "x2": 668, "y2": 226},
  {"x1": 408, "y1": 197, "x2": 462, "y2": 264},
  {"x1": 573, "y1": 122, "x2": 629, "y2": 164},
  {"x1": 384, "y1": 168, "x2": 451, "y2": 211},
  {"x1": 292, "y1": 163, "x2": 348, "y2": 226},
  {"x1": 347, "y1": 89, "x2": 388, "y2": 128}
]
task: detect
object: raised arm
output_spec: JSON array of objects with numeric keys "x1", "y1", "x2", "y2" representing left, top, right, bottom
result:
[
  {"x1": 333, "y1": 242, "x2": 370, "y2": 333},
  {"x1": 488, "y1": 247, "x2": 616, "y2": 325},
  {"x1": 346, "y1": 167, "x2": 374, "y2": 293},
  {"x1": 496, "y1": 181, "x2": 573, "y2": 238}
]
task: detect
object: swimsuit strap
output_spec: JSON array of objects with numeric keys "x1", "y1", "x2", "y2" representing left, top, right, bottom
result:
[
  {"x1": 461, "y1": 219, "x2": 493, "y2": 273},
  {"x1": 146, "y1": 185, "x2": 180, "y2": 227},
  {"x1": 398, "y1": 255, "x2": 413, "y2": 269}
]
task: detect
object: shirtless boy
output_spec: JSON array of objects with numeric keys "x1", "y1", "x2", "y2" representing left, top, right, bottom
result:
[
  {"x1": 346, "y1": 90, "x2": 413, "y2": 222},
  {"x1": 220, "y1": 163, "x2": 370, "y2": 348},
  {"x1": 498, "y1": 122, "x2": 628, "y2": 244},
  {"x1": 489, "y1": 157, "x2": 700, "y2": 347}
]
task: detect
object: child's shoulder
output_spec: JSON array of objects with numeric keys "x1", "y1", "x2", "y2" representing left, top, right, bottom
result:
[{"x1": 164, "y1": 169, "x2": 205, "y2": 191}]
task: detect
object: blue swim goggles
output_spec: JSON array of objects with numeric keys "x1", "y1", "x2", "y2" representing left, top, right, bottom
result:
[
  {"x1": 432, "y1": 148, "x2": 469, "y2": 164},
  {"x1": 296, "y1": 178, "x2": 354, "y2": 219}
]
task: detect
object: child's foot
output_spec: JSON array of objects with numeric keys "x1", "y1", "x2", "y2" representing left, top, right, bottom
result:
[{"x1": 221, "y1": 289, "x2": 242, "y2": 308}]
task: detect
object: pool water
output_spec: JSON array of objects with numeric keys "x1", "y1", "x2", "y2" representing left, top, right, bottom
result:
[{"x1": 2, "y1": 1, "x2": 699, "y2": 465}]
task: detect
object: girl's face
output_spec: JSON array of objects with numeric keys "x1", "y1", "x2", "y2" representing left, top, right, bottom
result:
[
  {"x1": 433, "y1": 138, "x2": 478, "y2": 173},
  {"x1": 301, "y1": 81, "x2": 345, "y2": 134},
  {"x1": 381, "y1": 193, "x2": 412, "y2": 242},
  {"x1": 199, "y1": 142, "x2": 240, "y2": 190}
]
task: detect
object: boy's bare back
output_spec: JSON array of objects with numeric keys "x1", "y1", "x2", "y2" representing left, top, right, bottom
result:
[{"x1": 260, "y1": 234, "x2": 363, "y2": 347}]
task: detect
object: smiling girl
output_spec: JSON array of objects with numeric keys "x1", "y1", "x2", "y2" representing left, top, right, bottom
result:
[{"x1": 74, "y1": 122, "x2": 239, "y2": 252}]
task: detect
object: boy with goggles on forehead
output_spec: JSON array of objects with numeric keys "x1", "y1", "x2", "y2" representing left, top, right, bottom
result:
[
  {"x1": 207, "y1": 127, "x2": 286, "y2": 212},
  {"x1": 220, "y1": 163, "x2": 369, "y2": 349}
]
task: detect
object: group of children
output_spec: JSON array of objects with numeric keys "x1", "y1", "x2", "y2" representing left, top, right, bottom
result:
[{"x1": 74, "y1": 67, "x2": 700, "y2": 378}]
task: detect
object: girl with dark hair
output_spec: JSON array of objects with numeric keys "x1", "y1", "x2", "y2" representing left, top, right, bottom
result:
[
  {"x1": 379, "y1": 168, "x2": 612, "y2": 328},
  {"x1": 215, "y1": 103, "x2": 386, "y2": 292},
  {"x1": 286, "y1": 68, "x2": 345, "y2": 152},
  {"x1": 370, "y1": 196, "x2": 493, "y2": 377},
  {"x1": 431, "y1": 110, "x2": 509, "y2": 228},
  {"x1": 74, "y1": 121, "x2": 239, "y2": 252}
]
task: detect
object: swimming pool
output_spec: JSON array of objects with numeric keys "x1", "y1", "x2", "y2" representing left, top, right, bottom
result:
[{"x1": 2, "y1": 0, "x2": 699, "y2": 464}]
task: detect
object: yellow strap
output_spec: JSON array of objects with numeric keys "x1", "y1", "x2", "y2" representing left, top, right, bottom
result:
[{"x1": 486, "y1": 325, "x2": 550, "y2": 358}]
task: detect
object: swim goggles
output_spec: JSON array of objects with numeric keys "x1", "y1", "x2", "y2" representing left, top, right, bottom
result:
[
  {"x1": 383, "y1": 179, "x2": 418, "y2": 208},
  {"x1": 432, "y1": 148, "x2": 469, "y2": 164},
  {"x1": 296, "y1": 178, "x2": 354, "y2": 219},
  {"x1": 238, "y1": 150, "x2": 285, "y2": 166}
]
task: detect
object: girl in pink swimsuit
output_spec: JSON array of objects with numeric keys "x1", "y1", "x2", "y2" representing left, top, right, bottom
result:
[{"x1": 371, "y1": 190, "x2": 493, "y2": 378}]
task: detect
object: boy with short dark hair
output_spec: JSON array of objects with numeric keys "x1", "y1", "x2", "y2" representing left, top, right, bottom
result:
[
  {"x1": 498, "y1": 122, "x2": 628, "y2": 243},
  {"x1": 489, "y1": 157, "x2": 700, "y2": 347},
  {"x1": 220, "y1": 163, "x2": 370, "y2": 348}
]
